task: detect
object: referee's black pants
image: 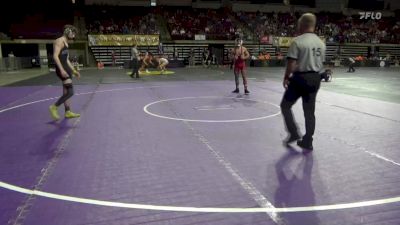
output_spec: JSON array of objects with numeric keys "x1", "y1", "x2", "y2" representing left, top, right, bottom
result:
[
  {"x1": 131, "y1": 59, "x2": 139, "y2": 78},
  {"x1": 348, "y1": 63, "x2": 355, "y2": 72},
  {"x1": 280, "y1": 72, "x2": 321, "y2": 144}
]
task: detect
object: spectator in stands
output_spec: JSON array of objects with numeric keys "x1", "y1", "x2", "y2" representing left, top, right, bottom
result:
[
  {"x1": 264, "y1": 52, "x2": 271, "y2": 60},
  {"x1": 180, "y1": 28, "x2": 186, "y2": 36},
  {"x1": 202, "y1": 48, "x2": 210, "y2": 68},
  {"x1": 394, "y1": 56, "x2": 399, "y2": 67},
  {"x1": 158, "y1": 42, "x2": 164, "y2": 55},
  {"x1": 111, "y1": 50, "x2": 116, "y2": 67},
  {"x1": 73, "y1": 55, "x2": 82, "y2": 71},
  {"x1": 86, "y1": 9, "x2": 159, "y2": 36},
  {"x1": 188, "y1": 48, "x2": 196, "y2": 67},
  {"x1": 355, "y1": 55, "x2": 364, "y2": 61},
  {"x1": 276, "y1": 52, "x2": 283, "y2": 60},
  {"x1": 385, "y1": 52, "x2": 391, "y2": 61},
  {"x1": 0, "y1": 32, "x2": 11, "y2": 40},
  {"x1": 84, "y1": 7, "x2": 398, "y2": 44},
  {"x1": 210, "y1": 53, "x2": 218, "y2": 67},
  {"x1": 122, "y1": 24, "x2": 129, "y2": 34},
  {"x1": 258, "y1": 52, "x2": 265, "y2": 61},
  {"x1": 97, "y1": 60, "x2": 104, "y2": 69},
  {"x1": 7, "y1": 51, "x2": 15, "y2": 71},
  {"x1": 173, "y1": 48, "x2": 179, "y2": 59}
]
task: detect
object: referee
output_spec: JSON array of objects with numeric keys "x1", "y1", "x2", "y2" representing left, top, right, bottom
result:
[
  {"x1": 280, "y1": 13, "x2": 326, "y2": 151},
  {"x1": 130, "y1": 44, "x2": 140, "y2": 78}
]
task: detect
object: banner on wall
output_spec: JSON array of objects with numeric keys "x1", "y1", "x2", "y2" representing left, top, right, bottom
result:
[
  {"x1": 195, "y1": 34, "x2": 206, "y2": 41},
  {"x1": 273, "y1": 36, "x2": 326, "y2": 47},
  {"x1": 88, "y1": 35, "x2": 159, "y2": 46},
  {"x1": 278, "y1": 37, "x2": 294, "y2": 47}
]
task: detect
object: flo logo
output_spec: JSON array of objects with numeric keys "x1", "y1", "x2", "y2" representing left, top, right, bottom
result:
[{"x1": 359, "y1": 12, "x2": 382, "y2": 20}]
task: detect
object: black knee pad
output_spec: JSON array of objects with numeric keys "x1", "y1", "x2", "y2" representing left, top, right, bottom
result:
[
  {"x1": 63, "y1": 83, "x2": 74, "y2": 97},
  {"x1": 63, "y1": 82, "x2": 72, "y2": 88}
]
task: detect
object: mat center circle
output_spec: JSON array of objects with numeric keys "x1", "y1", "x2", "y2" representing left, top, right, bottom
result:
[{"x1": 143, "y1": 96, "x2": 281, "y2": 123}]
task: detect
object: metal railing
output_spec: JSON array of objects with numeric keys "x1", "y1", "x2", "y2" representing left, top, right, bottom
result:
[{"x1": 0, "y1": 57, "x2": 43, "y2": 72}]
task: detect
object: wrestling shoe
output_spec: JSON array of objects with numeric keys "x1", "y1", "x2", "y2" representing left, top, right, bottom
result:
[
  {"x1": 65, "y1": 111, "x2": 81, "y2": 119},
  {"x1": 49, "y1": 105, "x2": 60, "y2": 120}
]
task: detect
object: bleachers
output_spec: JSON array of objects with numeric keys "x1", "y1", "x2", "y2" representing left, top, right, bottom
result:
[
  {"x1": 379, "y1": 46, "x2": 400, "y2": 61},
  {"x1": 90, "y1": 42, "x2": 400, "y2": 67},
  {"x1": 90, "y1": 46, "x2": 131, "y2": 65},
  {"x1": 90, "y1": 44, "x2": 210, "y2": 66},
  {"x1": 162, "y1": 44, "x2": 209, "y2": 63},
  {"x1": 223, "y1": 44, "x2": 275, "y2": 63},
  {"x1": 339, "y1": 45, "x2": 369, "y2": 59},
  {"x1": 164, "y1": 8, "x2": 236, "y2": 41},
  {"x1": 326, "y1": 44, "x2": 339, "y2": 60}
]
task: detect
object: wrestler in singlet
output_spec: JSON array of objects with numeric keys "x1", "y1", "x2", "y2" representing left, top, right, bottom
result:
[{"x1": 232, "y1": 39, "x2": 250, "y2": 94}]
